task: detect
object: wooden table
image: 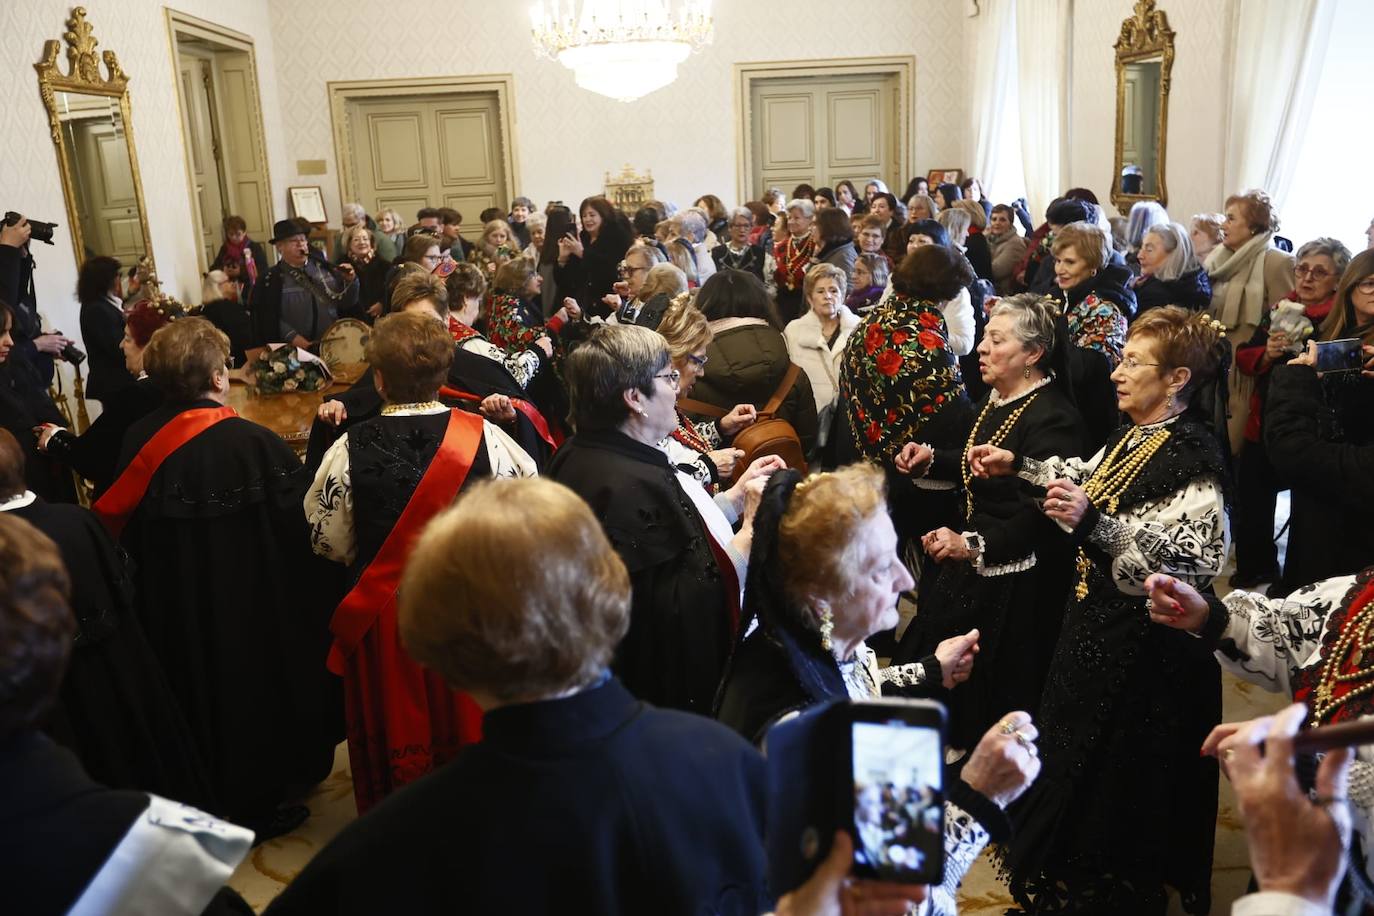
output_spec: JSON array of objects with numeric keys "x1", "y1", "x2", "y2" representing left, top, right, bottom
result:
[{"x1": 226, "y1": 363, "x2": 365, "y2": 453}]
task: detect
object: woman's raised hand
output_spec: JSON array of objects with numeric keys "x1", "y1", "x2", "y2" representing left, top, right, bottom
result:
[
  {"x1": 719, "y1": 403, "x2": 758, "y2": 437},
  {"x1": 894, "y1": 442, "x2": 933, "y2": 477},
  {"x1": 1144, "y1": 573, "x2": 1209, "y2": 632},
  {"x1": 934, "y1": 629, "x2": 979, "y2": 689},
  {"x1": 968, "y1": 444, "x2": 1015, "y2": 478}
]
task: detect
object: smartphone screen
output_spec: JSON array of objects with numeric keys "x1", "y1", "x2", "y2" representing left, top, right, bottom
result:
[
  {"x1": 850, "y1": 716, "x2": 944, "y2": 884},
  {"x1": 1314, "y1": 337, "x2": 1363, "y2": 373}
]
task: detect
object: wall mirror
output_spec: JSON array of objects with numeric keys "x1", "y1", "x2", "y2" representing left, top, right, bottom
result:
[
  {"x1": 36, "y1": 7, "x2": 153, "y2": 269},
  {"x1": 1112, "y1": 0, "x2": 1175, "y2": 212}
]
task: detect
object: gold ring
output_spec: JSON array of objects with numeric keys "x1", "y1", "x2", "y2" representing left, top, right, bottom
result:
[
  {"x1": 1015, "y1": 731, "x2": 1037, "y2": 754},
  {"x1": 1223, "y1": 749, "x2": 1235, "y2": 762},
  {"x1": 1000, "y1": 718, "x2": 1018, "y2": 735}
]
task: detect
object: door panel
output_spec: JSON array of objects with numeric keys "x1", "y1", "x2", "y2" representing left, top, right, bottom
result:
[
  {"x1": 348, "y1": 94, "x2": 505, "y2": 237},
  {"x1": 751, "y1": 74, "x2": 897, "y2": 200},
  {"x1": 215, "y1": 52, "x2": 272, "y2": 245}
]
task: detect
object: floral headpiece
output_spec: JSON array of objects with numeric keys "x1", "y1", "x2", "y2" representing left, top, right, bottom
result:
[{"x1": 126, "y1": 295, "x2": 186, "y2": 347}]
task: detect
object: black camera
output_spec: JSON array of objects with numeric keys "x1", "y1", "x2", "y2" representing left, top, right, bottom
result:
[
  {"x1": 3, "y1": 211, "x2": 57, "y2": 245},
  {"x1": 60, "y1": 342, "x2": 86, "y2": 366}
]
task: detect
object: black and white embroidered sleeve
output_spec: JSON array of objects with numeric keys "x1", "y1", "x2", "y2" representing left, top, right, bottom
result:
[
  {"x1": 1105, "y1": 474, "x2": 1228, "y2": 595},
  {"x1": 927, "y1": 802, "x2": 990, "y2": 916},
  {"x1": 1016, "y1": 447, "x2": 1103, "y2": 487},
  {"x1": 304, "y1": 433, "x2": 355, "y2": 565},
  {"x1": 879, "y1": 662, "x2": 928, "y2": 689},
  {"x1": 462, "y1": 336, "x2": 540, "y2": 389},
  {"x1": 1218, "y1": 574, "x2": 1352, "y2": 693},
  {"x1": 1087, "y1": 513, "x2": 1133, "y2": 557}
]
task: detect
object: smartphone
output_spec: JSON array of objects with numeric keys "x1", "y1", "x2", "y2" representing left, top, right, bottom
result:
[
  {"x1": 1314, "y1": 337, "x2": 1363, "y2": 374},
  {"x1": 847, "y1": 700, "x2": 946, "y2": 884},
  {"x1": 765, "y1": 698, "x2": 947, "y2": 895}
]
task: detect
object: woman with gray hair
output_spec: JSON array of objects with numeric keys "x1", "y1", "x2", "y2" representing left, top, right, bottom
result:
[
  {"x1": 772, "y1": 198, "x2": 817, "y2": 316},
  {"x1": 1230, "y1": 235, "x2": 1352, "y2": 589},
  {"x1": 891, "y1": 293, "x2": 1088, "y2": 750},
  {"x1": 1132, "y1": 221, "x2": 1212, "y2": 314},
  {"x1": 711, "y1": 206, "x2": 765, "y2": 280},
  {"x1": 1124, "y1": 200, "x2": 1169, "y2": 269},
  {"x1": 548, "y1": 324, "x2": 783, "y2": 713}
]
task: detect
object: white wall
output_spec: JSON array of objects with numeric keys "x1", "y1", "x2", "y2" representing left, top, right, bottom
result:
[
  {"x1": 1065, "y1": 0, "x2": 1234, "y2": 222},
  {"x1": 0, "y1": 0, "x2": 293, "y2": 344},
  {"x1": 268, "y1": 0, "x2": 970, "y2": 222}
]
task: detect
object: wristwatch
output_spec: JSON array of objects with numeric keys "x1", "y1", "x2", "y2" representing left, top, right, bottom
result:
[{"x1": 963, "y1": 532, "x2": 984, "y2": 559}]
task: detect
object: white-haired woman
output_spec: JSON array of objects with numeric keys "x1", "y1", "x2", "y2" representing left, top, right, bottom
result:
[
  {"x1": 771, "y1": 199, "x2": 817, "y2": 317},
  {"x1": 1124, "y1": 200, "x2": 1169, "y2": 274},
  {"x1": 332, "y1": 202, "x2": 370, "y2": 262},
  {"x1": 195, "y1": 269, "x2": 252, "y2": 367},
  {"x1": 375, "y1": 208, "x2": 405, "y2": 261},
  {"x1": 1132, "y1": 222, "x2": 1212, "y2": 314},
  {"x1": 711, "y1": 207, "x2": 765, "y2": 280}
]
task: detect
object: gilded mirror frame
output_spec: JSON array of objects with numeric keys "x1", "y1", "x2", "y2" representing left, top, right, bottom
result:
[
  {"x1": 1111, "y1": 0, "x2": 1175, "y2": 213},
  {"x1": 35, "y1": 7, "x2": 154, "y2": 272}
]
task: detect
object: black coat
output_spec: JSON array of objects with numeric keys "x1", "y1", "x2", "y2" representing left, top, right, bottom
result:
[
  {"x1": 79, "y1": 296, "x2": 134, "y2": 402},
  {"x1": 0, "y1": 243, "x2": 54, "y2": 386},
  {"x1": 1266, "y1": 364, "x2": 1374, "y2": 591},
  {"x1": 45, "y1": 376, "x2": 160, "y2": 499},
  {"x1": 210, "y1": 239, "x2": 269, "y2": 285},
  {"x1": 116, "y1": 402, "x2": 340, "y2": 822},
  {"x1": 554, "y1": 224, "x2": 634, "y2": 317},
  {"x1": 549, "y1": 430, "x2": 739, "y2": 714},
  {"x1": 1059, "y1": 262, "x2": 1138, "y2": 320},
  {"x1": 10, "y1": 498, "x2": 212, "y2": 809},
  {"x1": 264, "y1": 678, "x2": 771, "y2": 916},
  {"x1": 339, "y1": 255, "x2": 391, "y2": 322},
  {"x1": 197, "y1": 299, "x2": 255, "y2": 367},
  {"x1": 0, "y1": 362, "x2": 73, "y2": 502},
  {"x1": 1132, "y1": 268, "x2": 1212, "y2": 316},
  {"x1": 964, "y1": 233, "x2": 995, "y2": 283}
]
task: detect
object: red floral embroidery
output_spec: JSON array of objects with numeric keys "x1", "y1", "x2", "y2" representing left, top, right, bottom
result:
[
  {"x1": 864, "y1": 325, "x2": 885, "y2": 355},
  {"x1": 918, "y1": 329, "x2": 943, "y2": 350},
  {"x1": 865, "y1": 421, "x2": 882, "y2": 443},
  {"x1": 891, "y1": 329, "x2": 910, "y2": 345},
  {"x1": 876, "y1": 349, "x2": 903, "y2": 377},
  {"x1": 885, "y1": 409, "x2": 897, "y2": 423},
  {"x1": 918, "y1": 312, "x2": 942, "y2": 329}
]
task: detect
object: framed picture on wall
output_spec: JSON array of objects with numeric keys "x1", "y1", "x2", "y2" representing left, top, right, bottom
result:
[
  {"x1": 289, "y1": 186, "x2": 328, "y2": 225},
  {"x1": 926, "y1": 168, "x2": 964, "y2": 187}
]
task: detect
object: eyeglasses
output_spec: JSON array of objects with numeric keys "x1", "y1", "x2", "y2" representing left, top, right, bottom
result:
[
  {"x1": 1295, "y1": 264, "x2": 1333, "y2": 279},
  {"x1": 654, "y1": 369, "x2": 681, "y2": 390},
  {"x1": 686, "y1": 353, "x2": 708, "y2": 369},
  {"x1": 1119, "y1": 356, "x2": 1162, "y2": 371},
  {"x1": 1357, "y1": 278, "x2": 1374, "y2": 294},
  {"x1": 617, "y1": 262, "x2": 648, "y2": 276}
]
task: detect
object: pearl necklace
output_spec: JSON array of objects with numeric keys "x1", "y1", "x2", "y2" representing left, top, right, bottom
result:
[
  {"x1": 960, "y1": 391, "x2": 1041, "y2": 519},
  {"x1": 1072, "y1": 424, "x2": 1172, "y2": 599},
  {"x1": 1311, "y1": 584, "x2": 1374, "y2": 726}
]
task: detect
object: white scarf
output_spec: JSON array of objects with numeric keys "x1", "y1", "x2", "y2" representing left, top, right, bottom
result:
[{"x1": 1205, "y1": 230, "x2": 1274, "y2": 329}]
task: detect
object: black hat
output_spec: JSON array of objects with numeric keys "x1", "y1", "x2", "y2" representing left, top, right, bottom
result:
[{"x1": 269, "y1": 219, "x2": 307, "y2": 244}]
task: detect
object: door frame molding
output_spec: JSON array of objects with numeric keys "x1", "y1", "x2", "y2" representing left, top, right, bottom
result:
[
  {"x1": 327, "y1": 75, "x2": 520, "y2": 218},
  {"x1": 164, "y1": 10, "x2": 275, "y2": 274},
  {"x1": 733, "y1": 56, "x2": 916, "y2": 205}
]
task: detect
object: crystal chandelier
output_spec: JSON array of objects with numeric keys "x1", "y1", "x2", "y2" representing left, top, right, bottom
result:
[{"x1": 529, "y1": 1, "x2": 714, "y2": 103}]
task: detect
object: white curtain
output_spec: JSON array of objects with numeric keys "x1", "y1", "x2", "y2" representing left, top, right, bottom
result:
[
  {"x1": 966, "y1": 0, "x2": 1024, "y2": 203},
  {"x1": 1014, "y1": 0, "x2": 1072, "y2": 221},
  {"x1": 1223, "y1": 0, "x2": 1336, "y2": 209}
]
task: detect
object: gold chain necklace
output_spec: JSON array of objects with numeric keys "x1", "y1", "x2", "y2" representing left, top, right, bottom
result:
[
  {"x1": 381, "y1": 400, "x2": 445, "y2": 415},
  {"x1": 1311, "y1": 585, "x2": 1374, "y2": 726},
  {"x1": 1072, "y1": 425, "x2": 1172, "y2": 599},
  {"x1": 961, "y1": 392, "x2": 1040, "y2": 518}
]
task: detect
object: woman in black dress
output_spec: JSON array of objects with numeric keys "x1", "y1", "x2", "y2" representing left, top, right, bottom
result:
[
  {"x1": 338, "y1": 224, "x2": 392, "y2": 324},
  {"x1": 974, "y1": 307, "x2": 1231, "y2": 913},
  {"x1": 0, "y1": 301, "x2": 72, "y2": 502},
  {"x1": 554, "y1": 195, "x2": 633, "y2": 317},
  {"x1": 892, "y1": 295, "x2": 1087, "y2": 752},
  {"x1": 77, "y1": 255, "x2": 134, "y2": 403},
  {"x1": 193, "y1": 272, "x2": 253, "y2": 368}
]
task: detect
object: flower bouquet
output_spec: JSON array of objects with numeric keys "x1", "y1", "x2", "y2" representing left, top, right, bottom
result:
[{"x1": 252, "y1": 344, "x2": 333, "y2": 395}]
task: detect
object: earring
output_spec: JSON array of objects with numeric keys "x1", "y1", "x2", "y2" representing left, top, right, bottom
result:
[
  {"x1": 817, "y1": 605, "x2": 834, "y2": 652},
  {"x1": 1023, "y1": 364, "x2": 1031, "y2": 379}
]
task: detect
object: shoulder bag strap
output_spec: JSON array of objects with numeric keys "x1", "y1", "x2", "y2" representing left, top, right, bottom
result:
[{"x1": 761, "y1": 362, "x2": 801, "y2": 417}]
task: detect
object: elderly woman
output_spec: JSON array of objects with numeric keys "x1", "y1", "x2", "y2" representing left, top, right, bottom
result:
[
  {"x1": 331, "y1": 202, "x2": 370, "y2": 262},
  {"x1": 339, "y1": 224, "x2": 392, "y2": 323},
  {"x1": 519, "y1": 210, "x2": 545, "y2": 263},
  {"x1": 689, "y1": 269, "x2": 818, "y2": 456},
  {"x1": 306, "y1": 312, "x2": 536, "y2": 813},
  {"x1": 1131, "y1": 221, "x2": 1212, "y2": 314},
  {"x1": 383, "y1": 233, "x2": 444, "y2": 312},
  {"x1": 986, "y1": 203, "x2": 1029, "y2": 295},
  {"x1": 973, "y1": 306, "x2": 1231, "y2": 913},
  {"x1": 602, "y1": 244, "x2": 670, "y2": 327},
  {"x1": 467, "y1": 219, "x2": 519, "y2": 280},
  {"x1": 1206, "y1": 189, "x2": 1296, "y2": 453},
  {"x1": 951, "y1": 199, "x2": 994, "y2": 283},
  {"x1": 1146, "y1": 564, "x2": 1374, "y2": 890},
  {"x1": 549, "y1": 324, "x2": 782, "y2": 714},
  {"x1": 906, "y1": 192, "x2": 939, "y2": 224},
  {"x1": 1189, "y1": 212, "x2": 1225, "y2": 263},
  {"x1": 711, "y1": 207, "x2": 765, "y2": 280},
  {"x1": 772, "y1": 198, "x2": 817, "y2": 317},
  {"x1": 195, "y1": 269, "x2": 253, "y2": 365},
  {"x1": 1124, "y1": 200, "x2": 1169, "y2": 273},
  {"x1": 785, "y1": 263, "x2": 859, "y2": 463},
  {"x1": 554, "y1": 195, "x2": 634, "y2": 316},
  {"x1": 611, "y1": 262, "x2": 685, "y2": 330},
  {"x1": 1265, "y1": 248, "x2": 1374, "y2": 593},
  {"x1": 374, "y1": 208, "x2": 404, "y2": 261},
  {"x1": 267, "y1": 478, "x2": 772, "y2": 914},
  {"x1": 38, "y1": 299, "x2": 181, "y2": 498},
  {"x1": 486, "y1": 257, "x2": 580, "y2": 356},
  {"x1": 810, "y1": 206, "x2": 858, "y2": 282},
  {"x1": 892, "y1": 295, "x2": 1087, "y2": 752},
  {"x1": 1231, "y1": 237, "x2": 1351, "y2": 589},
  {"x1": 1051, "y1": 220, "x2": 1135, "y2": 366},
  {"x1": 94, "y1": 318, "x2": 338, "y2": 837},
  {"x1": 847, "y1": 252, "x2": 888, "y2": 312},
  {"x1": 0, "y1": 514, "x2": 253, "y2": 916},
  {"x1": 656, "y1": 296, "x2": 752, "y2": 488},
  {"x1": 713, "y1": 464, "x2": 1040, "y2": 915}
]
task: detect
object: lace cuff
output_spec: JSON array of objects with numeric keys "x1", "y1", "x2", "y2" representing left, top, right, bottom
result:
[
  {"x1": 1088, "y1": 512, "x2": 1133, "y2": 557},
  {"x1": 880, "y1": 662, "x2": 928, "y2": 689},
  {"x1": 1348, "y1": 758, "x2": 1374, "y2": 812},
  {"x1": 1016, "y1": 455, "x2": 1050, "y2": 485},
  {"x1": 701, "y1": 422, "x2": 723, "y2": 450},
  {"x1": 932, "y1": 802, "x2": 991, "y2": 915}
]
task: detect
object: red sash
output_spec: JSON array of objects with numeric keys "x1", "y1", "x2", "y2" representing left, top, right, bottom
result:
[
  {"x1": 326, "y1": 409, "x2": 484, "y2": 674},
  {"x1": 92, "y1": 406, "x2": 238, "y2": 538},
  {"x1": 438, "y1": 384, "x2": 561, "y2": 451}
]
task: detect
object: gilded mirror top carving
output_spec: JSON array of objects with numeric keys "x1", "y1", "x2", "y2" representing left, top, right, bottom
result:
[
  {"x1": 36, "y1": 7, "x2": 129, "y2": 98},
  {"x1": 1112, "y1": 0, "x2": 1175, "y2": 212},
  {"x1": 1116, "y1": 0, "x2": 1176, "y2": 61}
]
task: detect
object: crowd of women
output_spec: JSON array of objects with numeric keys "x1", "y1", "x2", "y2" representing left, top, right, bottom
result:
[{"x1": 0, "y1": 175, "x2": 1371, "y2": 915}]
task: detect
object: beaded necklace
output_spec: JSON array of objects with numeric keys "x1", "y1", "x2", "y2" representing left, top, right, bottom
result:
[
  {"x1": 960, "y1": 390, "x2": 1041, "y2": 518},
  {"x1": 671, "y1": 409, "x2": 712, "y2": 454},
  {"x1": 779, "y1": 237, "x2": 815, "y2": 289},
  {"x1": 1310, "y1": 581, "x2": 1374, "y2": 727},
  {"x1": 1072, "y1": 423, "x2": 1173, "y2": 599}
]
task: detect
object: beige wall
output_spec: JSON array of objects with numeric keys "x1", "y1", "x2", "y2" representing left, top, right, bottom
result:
[
  {"x1": 1066, "y1": 0, "x2": 1234, "y2": 221},
  {"x1": 0, "y1": 0, "x2": 292, "y2": 344},
  {"x1": 268, "y1": 0, "x2": 970, "y2": 223}
]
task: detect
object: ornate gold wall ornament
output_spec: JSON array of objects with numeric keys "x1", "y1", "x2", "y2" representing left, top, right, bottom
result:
[{"x1": 1111, "y1": 0, "x2": 1175, "y2": 212}]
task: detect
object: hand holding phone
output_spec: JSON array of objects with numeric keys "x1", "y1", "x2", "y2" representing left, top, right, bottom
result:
[{"x1": 1313, "y1": 337, "x2": 1362, "y2": 374}]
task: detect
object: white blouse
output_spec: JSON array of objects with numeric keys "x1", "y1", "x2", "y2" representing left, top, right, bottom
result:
[
  {"x1": 305, "y1": 404, "x2": 538, "y2": 566},
  {"x1": 459, "y1": 335, "x2": 541, "y2": 390},
  {"x1": 1017, "y1": 417, "x2": 1229, "y2": 595}
]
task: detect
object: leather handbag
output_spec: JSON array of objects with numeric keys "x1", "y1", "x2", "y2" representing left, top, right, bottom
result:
[{"x1": 680, "y1": 362, "x2": 809, "y2": 483}]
